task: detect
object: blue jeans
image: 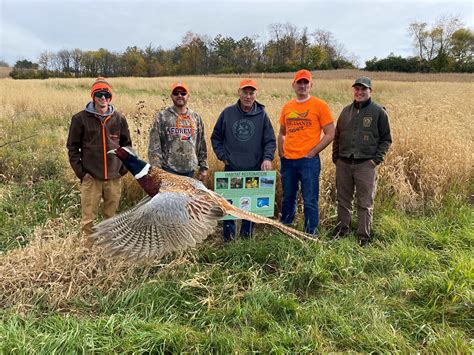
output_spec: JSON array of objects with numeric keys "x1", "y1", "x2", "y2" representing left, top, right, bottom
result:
[
  {"x1": 223, "y1": 165, "x2": 253, "y2": 241},
  {"x1": 280, "y1": 156, "x2": 321, "y2": 234}
]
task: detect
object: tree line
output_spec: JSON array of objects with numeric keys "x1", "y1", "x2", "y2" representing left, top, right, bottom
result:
[
  {"x1": 366, "y1": 15, "x2": 473, "y2": 73},
  {"x1": 8, "y1": 17, "x2": 473, "y2": 79},
  {"x1": 9, "y1": 23, "x2": 356, "y2": 79}
]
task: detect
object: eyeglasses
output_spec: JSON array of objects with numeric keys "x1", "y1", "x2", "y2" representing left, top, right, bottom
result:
[
  {"x1": 172, "y1": 91, "x2": 187, "y2": 96},
  {"x1": 240, "y1": 90, "x2": 256, "y2": 97},
  {"x1": 94, "y1": 91, "x2": 111, "y2": 99}
]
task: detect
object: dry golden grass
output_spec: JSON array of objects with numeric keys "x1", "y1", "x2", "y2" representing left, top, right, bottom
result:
[
  {"x1": 0, "y1": 217, "x2": 201, "y2": 313},
  {"x1": 1, "y1": 75, "x2": 472, "y2": 208},
  {"x1": 220, "y1": 69, "x2": 474, "y2": 83},
  {"x1": 0, "y1": 74, "x2": 472, "y2": 311}
]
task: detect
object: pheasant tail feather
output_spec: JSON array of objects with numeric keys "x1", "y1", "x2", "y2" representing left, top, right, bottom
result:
[{"x1": 225, "y1": 204, "x2": 317, "y2": 242}]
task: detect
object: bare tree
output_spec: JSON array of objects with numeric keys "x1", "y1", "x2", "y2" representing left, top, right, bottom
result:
[
  {"x1": 408, "y1": 22, "x2": 428, "y2": 60},
  {"x1": 38, "y1": 51, "x2": 51, "y2": 71},
  {"x1": 57, "y1": 49, "x2": 72, "y2": 75},
  {"x1": 71, "y1": 48, "x2": 83, "y2": 77}
]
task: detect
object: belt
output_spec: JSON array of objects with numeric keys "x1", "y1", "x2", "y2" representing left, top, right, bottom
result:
[{"x1": 340, "y1": 157, "x2": 370, "y2": 165}]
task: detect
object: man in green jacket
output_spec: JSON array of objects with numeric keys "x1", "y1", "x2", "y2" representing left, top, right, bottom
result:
[
  {"x1": 332, "y1": 77, "x2": 391, "y2": 246},
  {"x1": 67, "y1": 77, "x2": 132, "y2": 244}
]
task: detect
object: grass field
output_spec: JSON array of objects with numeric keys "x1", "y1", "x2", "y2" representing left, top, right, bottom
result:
[{"x1": 0, "y1": 72, "x2": 472, "y2": 352}]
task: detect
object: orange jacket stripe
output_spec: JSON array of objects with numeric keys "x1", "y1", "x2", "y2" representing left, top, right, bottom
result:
[{"x1": 101, "y1": 116, "x2": 112, "y2": 179}]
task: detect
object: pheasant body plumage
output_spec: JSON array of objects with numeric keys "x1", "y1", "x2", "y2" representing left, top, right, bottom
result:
[{"x1": 91, "y1": 147, "x2": 315, "y2": 261}]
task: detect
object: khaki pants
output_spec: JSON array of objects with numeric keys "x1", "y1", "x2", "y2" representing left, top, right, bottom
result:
[
  {"x1": 335, "y1": 159, "x2": 377, "y2": 239},
  {"x1": 80, "y1": 176, "x2": 122, "y2": 236}
]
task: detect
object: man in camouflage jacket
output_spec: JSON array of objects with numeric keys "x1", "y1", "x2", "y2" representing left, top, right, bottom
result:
[{"x1": 148, "y1": 82, "x2": 208, "y2": 179}]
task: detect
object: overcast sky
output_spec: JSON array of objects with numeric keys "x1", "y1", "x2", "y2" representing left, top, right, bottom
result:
[{"x1": 1, "y1": 0, "x2": 472, "y2": 67}]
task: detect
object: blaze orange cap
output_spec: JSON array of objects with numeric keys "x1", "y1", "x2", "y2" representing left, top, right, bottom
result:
[
  {"x1": 171, "y1": 82, "x2": 189, "y2": 93},
  {"x1": 91, "y1": 77, "x2": 113, "y2": 100},
  {"x1": 293, "y1": 69, "x2": 312, "y2": 83},
  {"x1": 239, "y1": 79, "x2": 258, "y2": 90}
]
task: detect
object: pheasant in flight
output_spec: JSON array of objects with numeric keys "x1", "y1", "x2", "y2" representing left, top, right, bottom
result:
[{"x1": 91, "y1": 147, "x2": 315, "y2": 261}]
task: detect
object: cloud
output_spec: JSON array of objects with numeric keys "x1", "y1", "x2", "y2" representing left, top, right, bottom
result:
[
  {"x1": 1, "y1": 0, "x2": 472, "y2": 66},
  {"x1": 0, "y1": 21, "x2": 53, "y2": 64}
]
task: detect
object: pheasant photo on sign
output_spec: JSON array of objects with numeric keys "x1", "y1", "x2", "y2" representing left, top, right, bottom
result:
[{"x1": 91, "y1": 147, "x2": 316, "y2": 261}]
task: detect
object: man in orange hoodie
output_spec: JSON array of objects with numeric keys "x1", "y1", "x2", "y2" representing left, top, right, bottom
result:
[{"x1": 278, "y1": 70, "x2": 335, "y2": 235}]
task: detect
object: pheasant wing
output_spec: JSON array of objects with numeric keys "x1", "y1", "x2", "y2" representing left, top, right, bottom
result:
[{"x1": 91, "y1": 191, "x2": 224, "y2": 261}]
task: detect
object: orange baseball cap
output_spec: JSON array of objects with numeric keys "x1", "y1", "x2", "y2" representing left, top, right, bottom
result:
[
  {"x1": 239, "y1": 79, "x2": 257, "y2": 90},
  {"x1": 171, "y1": 82, "x2": 189, "y2": 93},
  {"x1": 91, "y1": 77, "x2": 113, "y2": 100},
  {"x1": 293, "y1": 69, "x2": 312, "y2": 83}
]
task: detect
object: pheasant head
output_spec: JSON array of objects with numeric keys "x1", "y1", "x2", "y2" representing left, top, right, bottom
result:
[{"x1": 108, "y1": 146, "x2": 148, "y2": 177}]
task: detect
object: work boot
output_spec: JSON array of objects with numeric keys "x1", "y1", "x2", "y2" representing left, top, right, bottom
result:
[
  {"x1": 357, "y1": 235, "x2": 371, "y2": 247},
  {"x1": 332, "y1": 227, "x2": 349, "y2": 239}
]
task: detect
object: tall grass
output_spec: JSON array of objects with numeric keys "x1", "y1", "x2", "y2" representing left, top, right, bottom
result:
[{"x1": 0, "y1": 74, "x2": 472, "y2": 352}]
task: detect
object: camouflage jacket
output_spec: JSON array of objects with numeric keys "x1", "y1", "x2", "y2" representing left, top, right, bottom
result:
[{"x1": 148, "y1": 106, "x2": 208, "y2": 173}]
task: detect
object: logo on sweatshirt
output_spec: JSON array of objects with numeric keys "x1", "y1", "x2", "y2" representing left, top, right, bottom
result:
[
  {"x1": 232, "y1": 119, "x2": 255, "y2": 142},
  {"x1": 169, "y1": 127, "x2": 193, "y2": 141}
]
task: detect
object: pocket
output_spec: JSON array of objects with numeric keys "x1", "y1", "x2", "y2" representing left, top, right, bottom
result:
[{"x1": 359, "y1": 131, "x2": 377, "y2": 155}]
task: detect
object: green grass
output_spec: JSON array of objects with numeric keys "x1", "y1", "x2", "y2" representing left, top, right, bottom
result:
[{"x1": 1, "y1": 197, "x2": 472, "y2": 352}]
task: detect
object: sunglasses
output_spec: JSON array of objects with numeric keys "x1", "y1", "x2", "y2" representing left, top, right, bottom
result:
[
  {"x1": 172, "y1": 91, "x2": 187, "y2": 96},
  {"x1": 94, "y1": 91, "x2": 111, "y2": 99}
]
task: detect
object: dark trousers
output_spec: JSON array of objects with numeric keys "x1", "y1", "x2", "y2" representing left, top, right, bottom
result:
[
  {"x1": 280, "y1": 156, "x2": 320, "y2": 234},
  {"x1": 335, "y1": 159, "x2": 377, "y2": 238},
  {"x1": 223, "y1": 164, "x2": 253, "y2": 241}
]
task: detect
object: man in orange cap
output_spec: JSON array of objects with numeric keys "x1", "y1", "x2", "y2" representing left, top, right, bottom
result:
[
  {"x1": 148, "y1": 82, "x2": 208, "y2": 179},
  {"x1": 211, "y1": 79, "x2": 276, "y2": 241},
  {"x1": 67, "y1": 77, "x2": 132, "y2": 245},
  {"x1": 278, "y1": 69, "x2": 335, "y2": 235}
]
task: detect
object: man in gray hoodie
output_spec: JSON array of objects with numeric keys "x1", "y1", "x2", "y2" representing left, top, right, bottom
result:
[
  {"x1": 67, "y1": 77, "x2": 132, "y2": 243},
  {"x1": 211, "y1": 79, "x2": 276, "y2": 241}
]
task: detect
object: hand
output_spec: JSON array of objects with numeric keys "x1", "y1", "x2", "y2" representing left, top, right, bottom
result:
[
  {"x1": 305, "y1": 151, "x2": 316, "y2": 158},
  {"x1": 261, "y1": 160, "x2": 272, "y2": 171},
  {"x1": 197, "y1": 170, "x2": 208, "y2": 181},
  {"x1": 83, "y1": 173, "x2": 93, "y2": 181}
]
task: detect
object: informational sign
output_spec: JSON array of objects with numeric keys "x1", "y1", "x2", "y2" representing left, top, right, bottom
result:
[{"x1": 214, "y1": 170, "x2": 276, "y2": 220}]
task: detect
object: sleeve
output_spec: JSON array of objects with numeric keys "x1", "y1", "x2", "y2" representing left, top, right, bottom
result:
[
  {"x1": 119, "y1": 115, "x2": 132, "y2": 147},
  {"x1": 119, "y1": 115, "x2": 133, "y2": 175},
  {"x1": 262, "y1": 112, "x2": 276, "y2": 162},
  {"x1": 332, "y1": 115, "x2": 340, "y2": 163},
  {"x1": 66, "y1": 115, "x2": 86, "y2": 180},
  {"x1": 374, "y1": 108, "x2": 392, "y2": 165},
  {"x1": 210, "y1": 111, "x2": 227, "y2": 162},
  {"x1": 147, "y1": 112, "x2": 164, "y2": 167},
  {"x1": 319, "y1": 101, "x2": 335, "y2": 127},
  {"x1": 195, "y1": 114, "x2": 209, "y2": 171},
  {"x1": 279, "y1": 105, "x2": 287, "y2": 127}
]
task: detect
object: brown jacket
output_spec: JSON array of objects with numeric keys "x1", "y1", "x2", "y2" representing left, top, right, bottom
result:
[{"x1": 67, "y1": 108, "x2": 132, "y2": 180}]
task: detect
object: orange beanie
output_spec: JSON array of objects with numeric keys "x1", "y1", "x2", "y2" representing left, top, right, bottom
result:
[{"x1": 91, "y1": 77, "x2": 113, "y2": 100}]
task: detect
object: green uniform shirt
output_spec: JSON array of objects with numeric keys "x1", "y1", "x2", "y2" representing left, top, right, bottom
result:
[{"x1": 333, "y1": 99, "x2": 392, "y2": 165}]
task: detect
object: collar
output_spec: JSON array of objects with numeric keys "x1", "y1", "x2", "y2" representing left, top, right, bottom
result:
[{"x1": 354, "y1": 98, "x2": 371, "y2": 109}]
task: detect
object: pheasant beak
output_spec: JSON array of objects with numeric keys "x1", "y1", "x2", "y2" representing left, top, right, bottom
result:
[{"x1": 107, "y1": 149, "x2": 117, "y2": 155}]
